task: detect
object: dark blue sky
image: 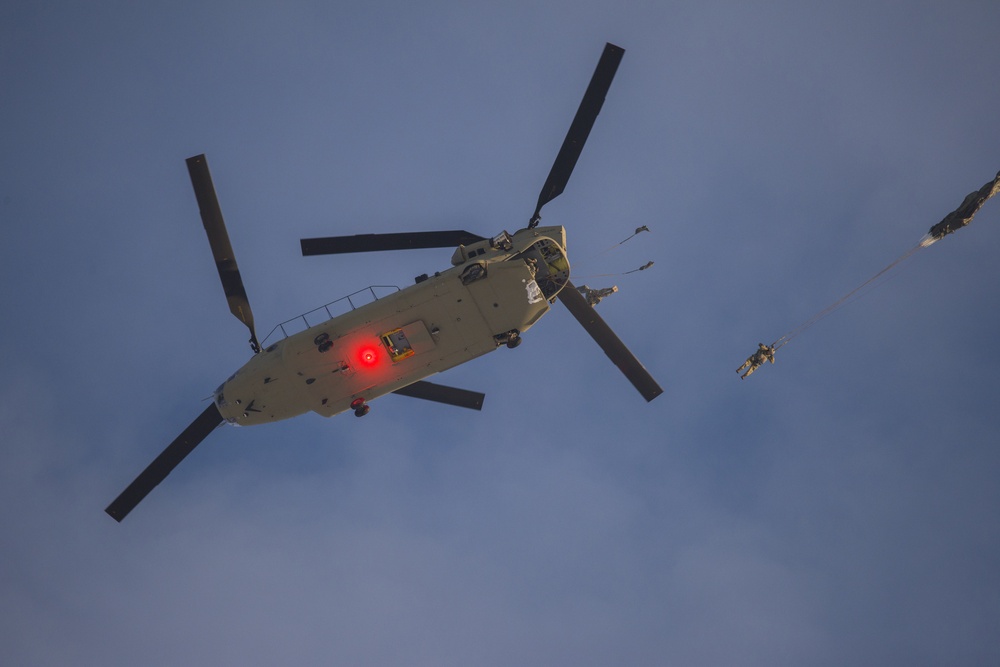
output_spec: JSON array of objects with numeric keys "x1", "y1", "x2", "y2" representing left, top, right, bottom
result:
[{"x1": 3, "y1": 1, "x2": 1000, "y2": 664}]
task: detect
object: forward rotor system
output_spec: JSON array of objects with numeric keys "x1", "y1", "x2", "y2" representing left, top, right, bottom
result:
[{"x1": 302, "y1": 42, "x2": 662, "y2": 403}]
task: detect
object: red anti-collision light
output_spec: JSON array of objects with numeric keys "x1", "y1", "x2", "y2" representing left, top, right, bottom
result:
[{"x1": 359, "y1": 346, "x2": 379, "y2": 367}]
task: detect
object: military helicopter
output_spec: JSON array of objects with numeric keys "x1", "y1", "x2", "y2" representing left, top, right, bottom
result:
[{"x1": 106, "y1": 43, "x2": 662, "y2": 522}]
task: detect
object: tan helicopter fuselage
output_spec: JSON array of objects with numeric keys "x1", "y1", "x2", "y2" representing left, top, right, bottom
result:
[{"x1": 214, "y1": 226, "x2": 569, "y2": 424}]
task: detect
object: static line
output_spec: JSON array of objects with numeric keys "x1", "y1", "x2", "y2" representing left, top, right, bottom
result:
[{"x1": 772, "y1": 239, "x2": 927, "y2": 350}]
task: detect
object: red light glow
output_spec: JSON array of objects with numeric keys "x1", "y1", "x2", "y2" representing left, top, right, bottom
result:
[{"x1": 359, "y1": 347, "x2": 379, "y2": 367}]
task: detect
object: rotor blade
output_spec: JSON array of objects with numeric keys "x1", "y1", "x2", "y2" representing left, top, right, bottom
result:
[
  {"x1": 557, "y1": 280, "x2": 663, "y2": 402},
  {"x1": 186, "y1": 154, "x2": 260, "y2": 353},
  {"x1": 392, "y1": 380, "x2": 485, "y2": 410},
  {"x1": 105, "y1": 403, "x2": 224, "y2": 522},
  {"x1": 301, "y1": 231, "x2": 486, "y2": 256},
  {"x1": 532, "y1": 42, "x2": 625, "y2": 222}
]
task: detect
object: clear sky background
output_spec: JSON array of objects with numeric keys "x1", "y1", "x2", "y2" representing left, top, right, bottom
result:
[{"x1": 3, "y1": 1, "x2": 999, "y2": 664}]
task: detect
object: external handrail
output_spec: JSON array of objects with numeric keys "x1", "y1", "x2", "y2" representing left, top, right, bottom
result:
[{"x1": 260, "y1": 285, "x2": 400, "y2": 347}]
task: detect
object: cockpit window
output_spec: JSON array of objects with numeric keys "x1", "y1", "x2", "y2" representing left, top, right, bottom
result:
[{"x1": 518, "y1": 238, "x2": 570, "y2": 298}]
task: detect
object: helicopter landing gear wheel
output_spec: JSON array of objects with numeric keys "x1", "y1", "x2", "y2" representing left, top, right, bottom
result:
[
  {"x1": 506, "y1": 331, "x2": 522, "y2": 349},
  {"x1": 350, "y1": 397, "x2": 369, "y2": 417},
  {"x1": 460, "y1": 262, "x2": 487, "y2": 285}
]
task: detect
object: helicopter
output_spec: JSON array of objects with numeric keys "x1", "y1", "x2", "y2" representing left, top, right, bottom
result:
[{"x1": 106, "y1": 42, "x2": 662, "y2": 522}]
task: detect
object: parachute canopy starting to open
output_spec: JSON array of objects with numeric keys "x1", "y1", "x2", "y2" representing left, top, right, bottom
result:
[
  {"x1": 740, "y1": 168, "x2": 1000, "y2": 380},
  {"x1": 927, "y1": 171, "x2": 1000, "y2": 241}
]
